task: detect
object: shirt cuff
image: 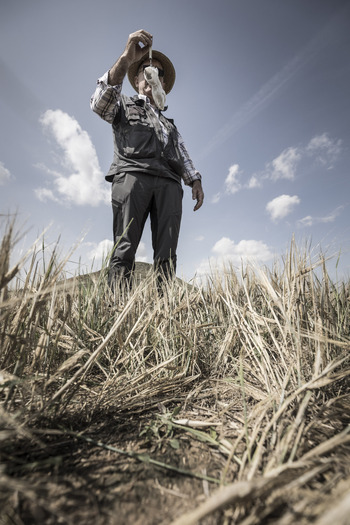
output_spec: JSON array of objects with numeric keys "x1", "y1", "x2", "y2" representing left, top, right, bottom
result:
[{"x1": 97, "y1": 71, "x2": 123, "y2": 91}]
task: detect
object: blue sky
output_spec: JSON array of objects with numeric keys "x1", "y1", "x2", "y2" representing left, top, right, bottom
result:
[{"x1": 1, "y1": 0, "x2": 350, "y2": 282}]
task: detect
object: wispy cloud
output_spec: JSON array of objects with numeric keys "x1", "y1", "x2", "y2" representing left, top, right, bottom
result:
[
  {"x1": 199, "y1": 50, "x2": 310, "y2": 159},
  {"x1": 211, "y1": 192, "x2": 221, "y2": 204},
  {"x1": 199, "y1": 10, "x2": 343, "y2": 160},
  {"x1": 266, "y1": 194, "x2": 300, "y2": 222},
  {"x1": 247, "y1": 175, "x2": 262, "y2": 189},
  {"x1": 0, "y1": 161, "x2": 11, "y2": 185},
  {"x1": 298, "y1": 205, "x2": 344, "y2": 227},
  {"x1": 34, "y1": 187, "x2": 61, "y2": 204},
  {"x1": 306, "y1": 132, "x2": 342, "y2": 168},
  {"x1": 36, "y1": 109, "x2": 109, "y2": 207}
]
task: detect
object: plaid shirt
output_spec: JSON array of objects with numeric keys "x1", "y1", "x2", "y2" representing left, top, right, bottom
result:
[{"x1": 90, "y1": 72, "x2": 202, "y2": 186}]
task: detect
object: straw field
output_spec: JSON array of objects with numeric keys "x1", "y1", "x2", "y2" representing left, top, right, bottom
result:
[{"x1": 1, "y1": 219, "x2": 350, "y2": 525}]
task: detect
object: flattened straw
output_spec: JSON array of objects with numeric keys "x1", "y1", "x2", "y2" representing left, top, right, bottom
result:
[
  {"x1": 313, "y1": 489, "x2": 350, "y2": 525},
  {"x1": 170, "y1": 460, "x2": 335, "y2": 525},
  {"x1": 300, "y1": 424, "x2": 350, "y2": 462},
  {"x1": 169, "y1": 478, "x2": 269, "y2": 525},
  {"x1": 247, "y1": 355, "x2": 350, "y2": 480}
]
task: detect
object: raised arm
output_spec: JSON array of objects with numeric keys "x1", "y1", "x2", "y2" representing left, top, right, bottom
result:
[
  {"x1": 91, "y1": 30, "x2": 153, "y2": 122},
  {"x1": 108, "y1": 29, "x2": 153, "y2": 85}
]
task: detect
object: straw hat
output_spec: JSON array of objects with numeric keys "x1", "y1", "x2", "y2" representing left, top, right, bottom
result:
[{"x1": 127, "y1": 50, "x2": 176, "y2": 94}]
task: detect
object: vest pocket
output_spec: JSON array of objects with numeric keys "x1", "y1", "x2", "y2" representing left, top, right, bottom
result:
[
  {"x1": 122, "y1": 125, "x2": 157, "y2": 158},
  {"x1": 112, "y1": 172, "x2": 126, "y2": 185},
  {"x1": 121, "y1": 103, "x2": 154, "y2": 157},
  {"x1": 124, "y1": 103, "x2": 147, "y2": 124}
]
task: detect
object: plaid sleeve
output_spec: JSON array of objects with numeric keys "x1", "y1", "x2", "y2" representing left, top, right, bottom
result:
[
  {"x1": 177, "y1": 131, "x2": 202, "y2": 186},
  {"x1": 90, "y1": 71, "x2": 122, "y2": 124}
]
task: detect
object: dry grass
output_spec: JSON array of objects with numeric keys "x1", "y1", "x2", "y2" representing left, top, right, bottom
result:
[{"x1": 0, "y1": 219, "x2": 349, "y2": 524}]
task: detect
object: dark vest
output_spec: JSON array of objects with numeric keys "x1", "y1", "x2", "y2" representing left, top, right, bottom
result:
[{"x1": 105, "y1": 94, "x2": 184, "y2": 184}]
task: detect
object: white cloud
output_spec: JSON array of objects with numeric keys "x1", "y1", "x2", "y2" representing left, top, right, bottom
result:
[
  {"x1": 87, "y1": 239, "x2": 114, "y2": 263},
  {"x1": 135, "y1": 241, "x2": 149, "y2": 262},
  {"x1": 212, "y1": 237, "x2": 273, "y2": 261},
  {"x1": 218, "y1": 132, "x2": 342, "y2": 201},
  {"x1": 225, "y1": 164, "x2": 242, "y2": 194},
  {"x1": 196, "y1": 237, "x2": 274, "y2": 277},
  {"x1": 212, "y1": 237, "x2": 236, "y2": 257},
  {"x1": 266, "y1": 147, "x2": 301, "y2": 181},
  {"x1": 0, "y1": 161, "x2": 11, "y2": 185},
  {"x1": 266, "y1": 194, "x2": 300, "y2": 222},
  {"x1": 298, "y1": 205, "x2": 344, "y2": 227},
  {"x1": 37, "y1": 109, "x2": 109, "y2": 206},
  {"x1": 86, "y1": 239, "x2": 150, "y2": 265}
]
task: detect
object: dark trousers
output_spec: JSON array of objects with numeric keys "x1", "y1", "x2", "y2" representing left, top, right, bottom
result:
[{"x1": 109, "y1": 172, "x2": 183, "y2": 287}]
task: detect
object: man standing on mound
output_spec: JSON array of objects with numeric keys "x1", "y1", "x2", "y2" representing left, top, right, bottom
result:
[{"x1": 90, "y1": 29, "x2": 204, "y2": 290}]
